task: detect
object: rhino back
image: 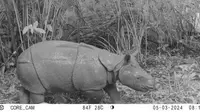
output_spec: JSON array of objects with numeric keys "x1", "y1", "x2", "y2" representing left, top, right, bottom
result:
[
  {"x1": 73, "y1": 44, "x2": 108, "y2": 91},
  {"x1": 30, "y1": 41, "x2": 79, "y2": 92}
]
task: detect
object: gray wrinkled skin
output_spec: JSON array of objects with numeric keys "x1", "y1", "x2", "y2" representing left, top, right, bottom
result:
[{"x1": 17, "y1": 41, "x2": 154, "y2": 104}]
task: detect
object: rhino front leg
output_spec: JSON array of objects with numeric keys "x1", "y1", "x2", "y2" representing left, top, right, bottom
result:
[
  {"x1": 104, "y1": 84, "x2": 121, "y2": 104},
  {"x1": 84, "y1": 90, "x2": 104, "y2": 104}
]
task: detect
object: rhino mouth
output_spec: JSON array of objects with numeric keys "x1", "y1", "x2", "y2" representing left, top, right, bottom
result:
[
  {"x1": 139, "y1": 85, "x2": 154, "y2": 92},
  {"x1": 145, "y1": 86, "x2": 155, "y2": 91},
  {"x1": 132, "y1": 80, "x2": 155, "y2": 92}
]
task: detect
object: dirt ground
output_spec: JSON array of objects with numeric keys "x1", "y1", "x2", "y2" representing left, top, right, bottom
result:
[{"x1": 1, "y1": 49, "x2": 200, "y2": 104}]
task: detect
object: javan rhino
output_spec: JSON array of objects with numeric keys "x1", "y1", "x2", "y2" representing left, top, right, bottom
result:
[{"x1": 16, "y1": 40, "x2": 154, "y2": 104}]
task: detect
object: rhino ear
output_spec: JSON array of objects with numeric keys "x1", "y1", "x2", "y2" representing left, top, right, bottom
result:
[
  {"x1": 99, "y1": 50, "x2": 123, "y2": 71},
  {"x1": 114, "y1": 54, "x2": 131, "y2": 71},
  {"x1": 124, "y1": 54, "x2": 131, "y2": 65}
]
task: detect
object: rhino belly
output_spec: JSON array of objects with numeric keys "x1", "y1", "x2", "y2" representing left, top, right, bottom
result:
[{"x1": 73, "y1": 46, "x2": 107, "y2": 91}]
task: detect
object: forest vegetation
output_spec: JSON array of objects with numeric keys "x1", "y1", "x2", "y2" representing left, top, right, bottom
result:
[{"x1": 1, "y1": 0, "x2": 200, "y2": 104}]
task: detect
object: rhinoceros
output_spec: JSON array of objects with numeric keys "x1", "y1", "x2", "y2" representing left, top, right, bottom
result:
[{"x1": 16, "y1": 40, "x2": 154, "y2": 104}]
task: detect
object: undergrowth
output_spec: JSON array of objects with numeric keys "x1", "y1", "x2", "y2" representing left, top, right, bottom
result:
[
  {"x1": 1, "y1": 0, "x2": 200, "y2": 104},
  {"x1": 1, "y1": 48, "x2": 200, "y2": 104}
]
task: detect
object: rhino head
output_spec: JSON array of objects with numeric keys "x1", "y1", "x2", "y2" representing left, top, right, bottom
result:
[
  {"x1": 99, "y1": 50, "x2": 155, "y2": 92},
  {"x1": 115, "y1": 54, "x2": 154, "y2": 92}
]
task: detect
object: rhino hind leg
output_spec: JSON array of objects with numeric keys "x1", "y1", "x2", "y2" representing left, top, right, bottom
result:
[
  {"x1": 29, "y1": 93, "x2": 45, "y2": 104},
  {"x1": 19, "y1": 87, "x2": 30, "y2": 104},
  {"x1": 19, "y1": 87, "x2": 45, "y2": 104},
  {"x1": 84, "y1": 90, "x2": 104, "y2": 104},
  {"x1": 104, "y1": 84, "x2": 122, "y2": 104}
]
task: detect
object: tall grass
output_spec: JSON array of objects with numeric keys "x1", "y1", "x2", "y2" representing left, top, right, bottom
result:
[
  {"x1": 0, "y1": 0, "x2": 199, "y2": 66},
  {"x1": 1, "y1": 0, "x2": 200, "y2": 104}
]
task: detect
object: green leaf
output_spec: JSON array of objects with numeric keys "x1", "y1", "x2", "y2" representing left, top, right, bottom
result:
[
  {"x1": 46, "y1": 24, "x2": 53, "y2": 32},
  {"x1": 33, "y1": 21, "x2": 39, "y2": 28},
  {"x1": 30, "y1": 27, "x2": 34, "y2": 34},
  {"x1": 22, "y1": 24, "x2": 32, "y2": 34},
  {"x1": 34, "y1": 28, "x2": 46, "y2": 34}
]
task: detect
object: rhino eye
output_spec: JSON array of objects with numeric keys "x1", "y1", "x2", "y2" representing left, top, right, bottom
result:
[{"x1": 136, "y1": 77, "x2": 142, "y2": 80}]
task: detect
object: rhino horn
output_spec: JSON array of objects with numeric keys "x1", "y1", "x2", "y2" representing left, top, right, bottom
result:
[{"x1": 98, "y1": 50, "x2": 123, "y2": 71}]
